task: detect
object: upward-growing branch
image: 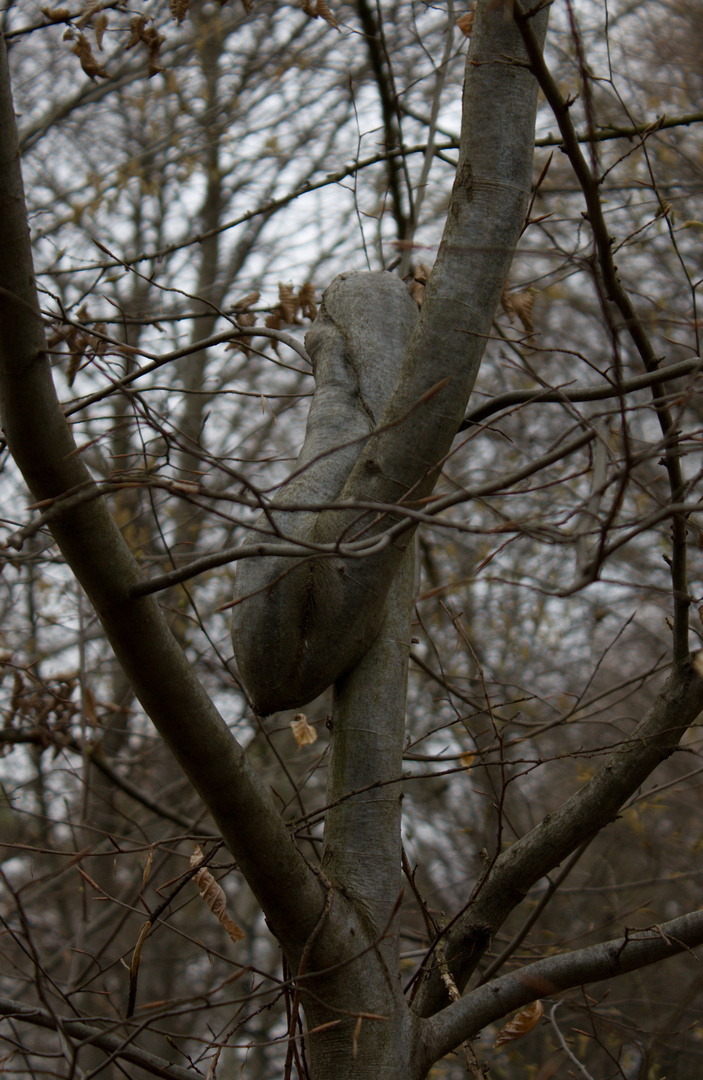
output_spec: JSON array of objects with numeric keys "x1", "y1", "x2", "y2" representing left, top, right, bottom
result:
[
  {"x1": 232, "y1": 0, "x2": 550, "y2": 716},
  {"x1": 513, "y1": 0, "x2": 691, "y2": 663},
  {"x1": 0, "y1": 31, "x2": 322, "y2": 959}
]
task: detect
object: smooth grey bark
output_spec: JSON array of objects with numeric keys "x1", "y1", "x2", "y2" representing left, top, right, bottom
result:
[
  {"x1": 323, "y1": 545, "x2": 414, "y2": 971},
  {"x1": 418, "y1": 907, "x2": 703, "y2": 1070},
  {"x1": 298, "y1": 548, "x2": 418, "y2": 1080},
  {"x1": 232, "y1": 271, "x2": 419, "y2": 713},
  {"x1": 0, "y1": 996, "x2": 198, "y2": 1080},
  {"x1": 414, "y1": 662, "x2": 703, "y2": 1018},
  {"x1": 232, "y1": 0, "x2": 550, "y2": 716},
  {"x1": 13, "y1": 5, "x2": 702, "y2": 1080},
  {"x1": 0, "y1": 30, "x2": 324, "y2": 958},
  {"x1": 0, "y1": 2, "x2": 554, "y2": 1076}
]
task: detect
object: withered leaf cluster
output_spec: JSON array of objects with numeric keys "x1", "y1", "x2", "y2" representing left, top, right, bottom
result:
[
  {"x1": 46, "y1": 308, "x2": 108, "y2": 386},
  {"x1": 227, "y1": 282, "x2": 317, "y2": 357}
]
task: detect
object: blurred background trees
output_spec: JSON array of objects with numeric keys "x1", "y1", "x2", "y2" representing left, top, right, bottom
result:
[{"x1": 1, "y1": 0, "x2": 702, "y2": 1076}]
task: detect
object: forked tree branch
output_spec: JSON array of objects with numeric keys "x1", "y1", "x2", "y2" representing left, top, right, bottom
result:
[
  {"x1": 0, "y1": 997, "x2": 200, "y2": 1080},
  {"x1": 231, "y1": 0, "x2": 550, "y2": 715},
  {"x1": 0, "y1": 31, "x2": 324, "y2": 960},
  {"x1": 415, "y1": 662, "x2": 703, "y2": 1018},
  {"x1": 513, "y1": 0, "x2": 690, "y2": 662},
  {"x1": 419, "y1": 908, "x2": 703, "y2": 1070}
]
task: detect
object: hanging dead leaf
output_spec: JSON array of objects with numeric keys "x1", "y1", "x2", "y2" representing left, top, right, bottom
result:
[
  {"x1": 76, "y1": 1, "x2": 104, "y2": 30},
  {"x1": 493, "y1": 1000, "x2": 544, "y2": 1047},
  {"x1": 169, "y1": 0, "x2": 190, "y2": 23},
  {"x1": 93, "y1": 12, "x2": 108, "y2": 50},
  {"x1": 265, "y1": 309, "x2": 282, "y2": 331},
  {"x1": 123, "y1": 16, "x2": 164, "y2": 75},
  {"x1": 190, "y1": 846, "x2": 245, "y2": 943},
  {"x1": 501, "y1": 284, "x2": 535, "y2": 335},
  {"x1": 456, "y1": 5, "x2": 476, "y2": 37},
  {"x1": 71, "y1": 33, "x2": 108, "y2": 79},
  {"x1": 83, "y1": 685, "x2": 98, "y2": 727},
  {"x1": 91, "y1": 321, "x2": 108, "y2": 356},
  {"x1": 142, "y1": 845, "x2": 154, "y2": 889},
  {"x1": 125, "y1": 15, "x2": 147, "y2": 49},
  {"x1": 407, "y1": 263, "x2": 431, "y2": 307},
  {"x1": 66, "y1": 331, "x2": 89, "y2": 385},
  {"x1": 460, "y1": 751, "x2": 475, "y2": 770},
  {"x1": 229, "y1": 311, "x2": 257, "y2": 358},
  {"x1": 143, "y1": 26, "x2": 166, "y2": 77},
  {"x1": 298, "y1": 281, "x2": 317, "y2": 320},
  {"x1": 316, "y1": 0, "x2": 339, "y2": 28},
  {"x1": 233, "y1": 290, "x2": 260, "y2": 310},
  {"x1": 278, "y1": 283, "x2": 298, "y2": 322},
  {"x1": 291, "y1": 713, "x2": 318, "y2": 747},
  {"x1": 41, "y1": 6, "x2": 72, "y2": 21},
  {"x1": 300, "y1": 0, "x2": 317, "y2": 15}
]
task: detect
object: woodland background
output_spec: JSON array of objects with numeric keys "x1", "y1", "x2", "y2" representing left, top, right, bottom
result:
[{"x1": 1, "y1": 0, "x2": 703, "y2": 1077}]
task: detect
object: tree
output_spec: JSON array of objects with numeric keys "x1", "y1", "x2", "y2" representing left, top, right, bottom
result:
[{"x1": 1, "y1": 1, "x2": 703, "y2": 1078}]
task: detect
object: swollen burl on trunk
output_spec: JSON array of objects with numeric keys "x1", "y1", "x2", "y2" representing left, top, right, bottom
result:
[{"x1": 231, "y1": 271, "x2": 418, "y2": 715}]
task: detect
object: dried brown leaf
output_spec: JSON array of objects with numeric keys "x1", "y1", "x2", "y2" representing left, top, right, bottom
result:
[
  {"x1": 83, "y1": 685, "x2": 98, "y2": 727},
  {"x1": 41, "y1": 7, "x2": 72, "y2": 22},
  {"x1": 142, "y1": 845, "x2": 154, "y2": 889},
  {"x1": 93, "y1": 12, "x2": 108, "y2": 49},
  {"x1": 493, "y1": 1000, "x2": 544, "y2": 1047},
  {"x1": 234, "y1": 290, "x2": 260, "y2": 310},
  {"x1": 130, "y1": 920, "x2": 150, "y2": 977},
  {"x1": 315, "y1": 0, "x2": 339, "y2": 28},
  {"x1": 460, "y1": 751, "x2": 475, "y2": 769},
  {"x1": 352, "y1": 1015, "x2": 362, "y2": 1060},
  {"x1": 301, "y1": 0, "x2": 317, "y2": 14},
  {"x1": 230, "y1": 312, "x2": 257, "y2": 357},
  {"x1": 265, "y1": 309, "x2": 282, "y2": 331},
  {"x1": 91, "y1": 321, "x2": 108, "y2": 356},
  {"x1": 169, "y1": 0, "x2": 190, "y2": 23},
  {"x1": 71, "y1": 33, "x2": 108, "y2": 79},
  {"x1": 142, "y1": 26, "x2": 166, "y2": 77},
  {"x1": 456, "y1": 5, "x2": 476, "y2": 37},
  {"x1": 190, "y1": 846, "x2": 245, "y2": 943},
  {"x1": 408, "y1": 279, "x2": 424, "y2": 307},
  {"x1": 76, "y1": 1, "x2": 103, "y2": 30},
  {"x1": 501, "y1": 284, "x2": 535, "y2": 335},
  {"x1": 298, "y1": 281, "x2": 317, "y2": 320},
  {"x1": 291, "y1": 713, "x2": 318, "y2": 747},
  {"x1": 125, "y1": 15, "x2": 146, "y2": 49},
  {"x1": 66, "y1": 334, "x2": 89, "y2": 385},
  {"x1": 407, "y1": 264, "x2": 431, "y2": 307},
  {"x1": 278, "y1": 283, "x2": 298, "y2": 322}
]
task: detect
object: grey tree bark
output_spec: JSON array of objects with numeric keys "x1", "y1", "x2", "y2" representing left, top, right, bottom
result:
[{"x1": 3, "y1": 3, "x2": 703, "y2": 1079}]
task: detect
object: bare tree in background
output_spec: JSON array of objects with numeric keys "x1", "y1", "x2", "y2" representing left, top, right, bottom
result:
[{"x1": 1, "y1": 1, "x2": 703, "y2": 1078}]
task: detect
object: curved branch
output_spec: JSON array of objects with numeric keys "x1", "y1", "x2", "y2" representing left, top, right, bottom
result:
[
  {"x1": 0, "y1": 31, "x2": 324, "y2": 958},
  {"x1": 460, "y1": 356, "x2": 703, "y2": 428},
  {"x1": 413, "y1": 663, "x2": 703, "y2": 1017},
  {"x1": 231, "y1": 0, "x2": 550, "y2": 715},
  {"x1": 0, "y1": 996, "x2": 198, "y2": 1080},
  {"x1": 420, "y1": 908, "x2": 703, "y2": 1069}
]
